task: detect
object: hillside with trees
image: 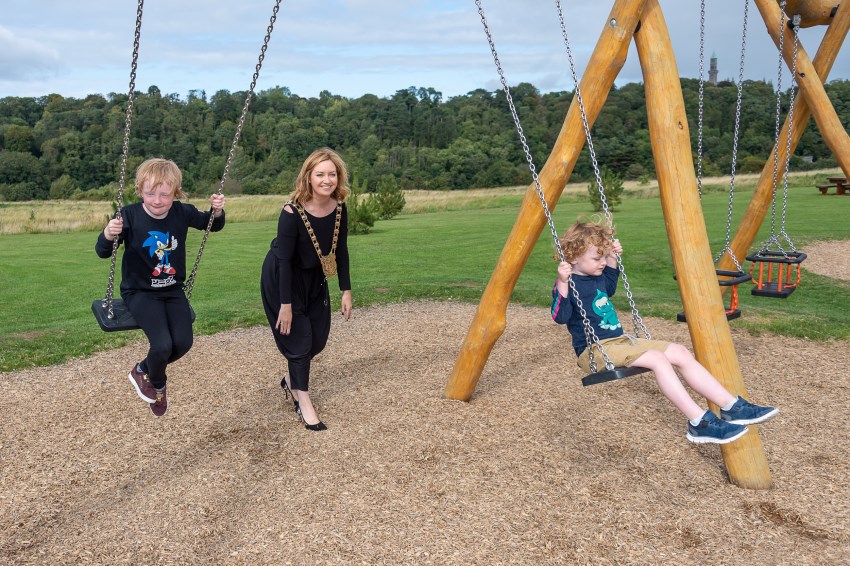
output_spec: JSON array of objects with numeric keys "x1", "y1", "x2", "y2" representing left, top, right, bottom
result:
[{"x1": 0, "y1": 79, "x2": 847, "y2": 201}]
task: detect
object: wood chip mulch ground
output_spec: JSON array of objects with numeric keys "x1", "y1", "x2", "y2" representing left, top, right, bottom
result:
[{"x1": 2, "y1": 242, "x2": 849, "y2": 564}]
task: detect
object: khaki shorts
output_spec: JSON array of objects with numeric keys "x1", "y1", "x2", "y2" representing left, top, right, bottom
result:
[{"x1": 577, "y1": 335, "x2": 671, "y2": 374}]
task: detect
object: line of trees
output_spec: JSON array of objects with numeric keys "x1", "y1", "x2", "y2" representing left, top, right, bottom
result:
[{"x1": 0, "y1": 79, "x2": 846, "y2": 201}]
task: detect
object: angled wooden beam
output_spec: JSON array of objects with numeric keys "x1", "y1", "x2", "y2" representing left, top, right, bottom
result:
[
  {"x1": 445, "y1": 0, "x2": 648, "y2": 401},
  {"x1": 718, "y1": 1, "x2": 850, "y2": 276},
  {"x1": 753, "y1": 0, "x2": 850, "y2": 177}
]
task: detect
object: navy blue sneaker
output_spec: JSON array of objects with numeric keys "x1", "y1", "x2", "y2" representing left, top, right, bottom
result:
[
  {"x1": 720, "y1": 396, "x2": 779, "y2": 425},
  {"x1": 687, "y1": 411, "x2": 748, "y2": 444}
]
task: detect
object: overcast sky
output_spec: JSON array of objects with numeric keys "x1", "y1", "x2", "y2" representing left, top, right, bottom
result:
[{"x1": 1, "y1": 0, "x2": 846, "y2": 101}]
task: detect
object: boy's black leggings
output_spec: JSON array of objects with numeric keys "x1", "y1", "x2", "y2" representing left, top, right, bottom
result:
[{"x1": 124, "y1": 292, "x2": 194, "y2": 388}]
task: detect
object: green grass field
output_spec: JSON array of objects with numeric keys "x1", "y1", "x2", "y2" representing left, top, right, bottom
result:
[{"x1": 1, "y1": 181, "x2": 848, "y2": 372}]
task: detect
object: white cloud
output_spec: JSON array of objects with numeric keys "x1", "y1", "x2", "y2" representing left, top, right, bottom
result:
[
  {"x1": 0, "y1": 0, "x2": 846, "y2": 99},
  {"x1": 0, "y1": 26, "x2": 61, "y2": 81}
]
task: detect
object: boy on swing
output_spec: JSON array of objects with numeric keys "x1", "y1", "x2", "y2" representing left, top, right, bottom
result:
[
  {"x1": 551, "y1": 218, "x2": 778, "y2": 444},
  {"x1": 96, "y1": 158, "x2": 225, "y2": 417}
]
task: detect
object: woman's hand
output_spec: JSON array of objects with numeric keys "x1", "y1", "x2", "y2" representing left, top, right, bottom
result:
[
  {"x1": 103, "y1": 216, "x2": 123, "y2": 240},
  {"x1": 276, "y1": 304, "x2": 293, "y2": 335},
  {"x1": 340, "y1": 290, "x2": 352, "y2": 321}
]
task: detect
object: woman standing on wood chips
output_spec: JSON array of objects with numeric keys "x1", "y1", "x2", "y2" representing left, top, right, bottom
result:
[{"x1": 261, "y1": 147, "x2": 352, "y2": 431}]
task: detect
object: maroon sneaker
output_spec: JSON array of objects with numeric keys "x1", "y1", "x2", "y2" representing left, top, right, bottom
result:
[
  {"x1": 150, "y1": 387, "x2": 168, "y2": 417},
  {"x1": 128, "y1": 364, "x2": 157, "y2": 403}
]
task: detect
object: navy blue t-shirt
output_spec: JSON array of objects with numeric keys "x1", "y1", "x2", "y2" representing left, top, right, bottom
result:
[{"x1": 551, "y1": 266, "x2": 623, "y2": 356}]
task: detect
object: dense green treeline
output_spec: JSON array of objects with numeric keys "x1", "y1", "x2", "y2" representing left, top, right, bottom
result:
[{"x1": 0, "y1": 79, "x2": 846, "y2": 201}]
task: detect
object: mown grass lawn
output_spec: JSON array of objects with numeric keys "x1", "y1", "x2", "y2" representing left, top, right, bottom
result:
[{"x1": 1, "y1": 181, "x2": 848, "y2": 372}]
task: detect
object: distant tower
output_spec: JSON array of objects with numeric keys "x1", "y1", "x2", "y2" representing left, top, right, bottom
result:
[{"x1": 708, "y1": 52, "x2": 718, "y2": 85}]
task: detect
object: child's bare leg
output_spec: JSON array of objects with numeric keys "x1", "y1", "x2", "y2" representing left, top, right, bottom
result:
[
  {"x1": 662, "y1": 343, "x2": 737, "y2": 408},
  {"x1": 631, "y1": 349, "x2": 705, "y2": 421}
]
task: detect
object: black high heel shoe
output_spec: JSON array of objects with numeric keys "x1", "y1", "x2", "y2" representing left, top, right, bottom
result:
[
  {"x1": 279, "y1": 376, "x2": 300, "y2": 414},
  {"x1": 293, "y1": 400, "x2": 327, "y2": 431},
  {"x1": 281, "y1": 377, "x2": 325, "y2": 430},
  {"x1": 299, "y1": 412, "x2": 327, "y2": 432}
]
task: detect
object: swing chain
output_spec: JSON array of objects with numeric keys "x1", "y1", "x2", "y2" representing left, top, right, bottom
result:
[
  {"x1": 555, "y1": 1, "x2": 608, "y2": 225},
  {"x1": 776, "y1": 17, "x2": 801, "y2": 253},
  {"x1": 104, "y1": 0, "x2": 144, "y2": 320},
  {"x1": 185, "y1": 0, "x2": 282, "y2": 301},
  {"x1": 696, "y1": 0, "x2": 706, "y2": 198},
  {"x1": 472, "y1": 1, "x2": 564, "y2": 263},
  {"x1": 762, "y1": 3, "x2": 800, "y2": 257},
  {"x1": 714, "y1": 0, "x2": 750, "y2": 272},
  {"x1": 556, "y1": 0, "x2": 650, "y2": 341}
]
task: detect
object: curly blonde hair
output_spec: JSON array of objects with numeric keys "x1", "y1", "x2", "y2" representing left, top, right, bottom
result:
[
  {"x1": 558, "y1": 215, "x2": 614, "y2": 262},
  {"x1": 134, "y1": 158, "x2": 186, "y2": 199},
  {"x1": 289, "y1": 147, "x2": 351, "y2": 205}
]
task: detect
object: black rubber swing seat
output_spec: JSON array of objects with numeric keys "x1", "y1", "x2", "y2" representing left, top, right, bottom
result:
[
  {"x1": 91, "y1": 298, "x2": 195, "y2": 332},
  {"x1": 581, "y1": 365, "x2": 650, "y2": 387},
  {"x1": 676, "y1": 309, "x2": 742, "y2": 322},
  {"x1": 674, "y1": 269, "x2": 752, "y2": 322}
]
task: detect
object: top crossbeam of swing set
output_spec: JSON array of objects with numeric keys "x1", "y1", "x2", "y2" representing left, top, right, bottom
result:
[{"x1": 445, "y1": 0, "x2": 850, "y2": 490}]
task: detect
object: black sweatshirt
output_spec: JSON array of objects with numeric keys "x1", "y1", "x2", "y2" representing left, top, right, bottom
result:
[
  {"x1": 96, "y1": 201, "x2": 225, "y2": 296},
  {"x1": 272, "y1": 203, "x2": 350, "y2": 304}
]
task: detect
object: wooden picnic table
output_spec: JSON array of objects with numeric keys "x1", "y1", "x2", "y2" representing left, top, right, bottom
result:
[{"x1": 818, "y1": 177, "x2": 848, "y2": 195}]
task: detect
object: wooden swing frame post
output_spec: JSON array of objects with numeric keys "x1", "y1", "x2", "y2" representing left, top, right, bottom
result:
[
  {"x1": 447, "y1": 0, "x2": 787, "y2": 489},
  {"x1": 634, "y1": 0, "x2": 771, "y2": 489},
  {"x1": 717, "y1": 1, "x2": 850, "y2": 276}
]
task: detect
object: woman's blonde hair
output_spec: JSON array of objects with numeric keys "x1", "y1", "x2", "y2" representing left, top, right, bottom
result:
[
  {"x1": 558, "y1": 215, "x2": 614, "y2": 262},
  {"x1": 134, "y1": 158, "x2": 186, "y2": 199},
  {"x1": 290, "y1": 147, "x2": 351, "y2": 204}
]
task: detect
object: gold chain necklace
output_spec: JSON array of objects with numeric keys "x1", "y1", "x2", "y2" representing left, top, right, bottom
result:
[{"x1": 292, "y1": 201, "x2": 341, "y2": 278}]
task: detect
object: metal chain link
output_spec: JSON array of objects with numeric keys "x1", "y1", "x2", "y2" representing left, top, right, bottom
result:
[
  {"x1": 714, "y1": 0, "x2": 750, "y2": 272},
  {"x1": 761, "y1": 3, "x2": 800, "y2": 257},
  {"x1": 696, "y1": 0, "x2": 706, "y2": 198},
  {"x1": 473, "y1": 1, "x2": 560, "y2": 260},
  {"x1": 764, "y1": 1, "x2": 788, "y2": 252},
  {"x1": 776, "y1": 17, "x2": 801, "y2": 253},
  {"x1": 556, "y1": 0, "x2": 650, "y2": 344},
  {"x1": 103, "y1": 0, "x2": 144, "y2": 320},
  {"x1": 185, "y1": 0, "x2": 282, "y2": 300}
]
